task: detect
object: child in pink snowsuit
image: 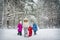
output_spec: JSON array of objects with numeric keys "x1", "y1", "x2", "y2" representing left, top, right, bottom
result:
[{"x1": 17, "y1": 21, "x2": 23, "y2": 36}]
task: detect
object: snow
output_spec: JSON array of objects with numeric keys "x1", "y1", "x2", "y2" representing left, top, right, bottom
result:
[
  {"x1": 0, "y1": 29, "x2": 60, "y2": 40},
  {"x1": 33, "y1": 0, "x2": 38, "y2": 4}
]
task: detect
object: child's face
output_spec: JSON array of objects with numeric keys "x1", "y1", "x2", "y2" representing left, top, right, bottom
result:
[
  {"x1": 20, "y1": 21, "x2": 22, "y2": 24},
  {"x1": 24, "y1": 20, "x2": 28, "y2": 23}
]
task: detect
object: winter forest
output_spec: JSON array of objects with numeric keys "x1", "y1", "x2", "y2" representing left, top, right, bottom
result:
[
  {"x1": 0, "y1": 0, "x2": 60, "y2": 29},
  {"x1": 0, "y1": 0, "x2": 60, "y2": 40}
]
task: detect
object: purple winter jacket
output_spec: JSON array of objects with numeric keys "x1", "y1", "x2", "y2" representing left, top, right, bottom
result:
[{"x1": 17, "y1": 23, "x2": 23, "y2": 32}]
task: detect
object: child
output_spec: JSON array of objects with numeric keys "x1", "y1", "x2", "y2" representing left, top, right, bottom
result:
[
  {"x1": 32, "y1": 23, "x2": 38, "y2": 35},
  {"x1": 17, "y1": 21, "x2": 23, "y2": 36},
  {"x1": 23, "y1": 17, "x2": 29, "y2": 37},
  {"x1": 28, "y1": 26, "x2": 32, "y2": 37}
]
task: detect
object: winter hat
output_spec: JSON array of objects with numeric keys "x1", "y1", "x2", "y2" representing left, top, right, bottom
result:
[{"x1": 24, "y1": 17, "x2": 28, "y2": 22}]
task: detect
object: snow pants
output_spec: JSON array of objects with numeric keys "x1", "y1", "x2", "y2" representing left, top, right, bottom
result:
[
  {"x1": 24, "y1": 27, "x2": 28, "y2": 37},
  {"x1": 18, "y1": 31, "x2": 22, "y2": 36}
]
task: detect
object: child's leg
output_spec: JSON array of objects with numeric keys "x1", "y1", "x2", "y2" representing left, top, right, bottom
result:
[
  {"x1": 29, "y1": 31, "x2": 32, "y2": 37},
  {"x1": 28, "y1": 31, "x2": 30, "y2": 37},
  {"x1": 24, "y1": 28, "x2": 27, "y2": 37},
  {"x1": 20, "y1": 31, "x2": 22, "y2": 36},
  {"x1": 34, "y1": 31, "x2": 36, "y2": 35}
]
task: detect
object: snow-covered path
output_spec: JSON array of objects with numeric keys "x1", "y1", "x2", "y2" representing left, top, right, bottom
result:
[{"x1": 0, "y1": 29, "x2": 60, "y2": 40}]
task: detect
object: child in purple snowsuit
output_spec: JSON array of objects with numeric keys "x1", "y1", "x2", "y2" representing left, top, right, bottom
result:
[{"x1": 17, "y1": 21, "x2": 23, "y2": 36}]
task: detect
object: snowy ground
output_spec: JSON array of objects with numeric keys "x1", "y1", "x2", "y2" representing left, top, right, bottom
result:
[{"x1": 0, "y1": 29, "x2": 60, "y2": 40}]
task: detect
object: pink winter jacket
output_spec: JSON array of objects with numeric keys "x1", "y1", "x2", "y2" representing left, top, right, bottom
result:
[{"x1": 17, "y1": 23, "x2": 22, "y2": 32}]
